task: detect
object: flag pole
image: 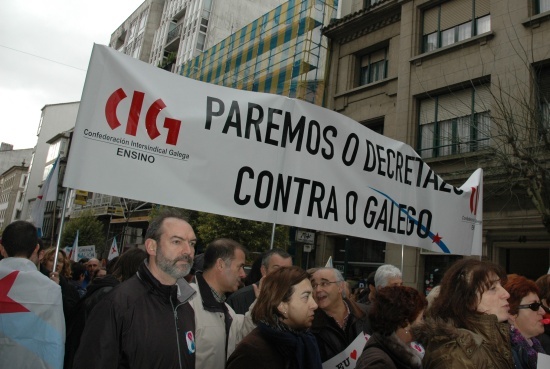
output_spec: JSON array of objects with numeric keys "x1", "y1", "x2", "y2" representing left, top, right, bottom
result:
[
  {"x1": 269, "y1": 223, "x2": 276, "y2": 250},
  {"x1": 52, "y1": 188, "x2": 71, "y2": 273}
]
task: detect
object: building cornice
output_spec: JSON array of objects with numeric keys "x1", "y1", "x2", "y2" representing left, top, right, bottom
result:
[{"x1": 322, "y1": 0, "x2": 403, "y2": 44}]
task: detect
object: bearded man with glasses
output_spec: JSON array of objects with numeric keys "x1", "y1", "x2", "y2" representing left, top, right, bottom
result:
[{"x1": 309, "y1": 267, "x2": 370, "y2": 367}]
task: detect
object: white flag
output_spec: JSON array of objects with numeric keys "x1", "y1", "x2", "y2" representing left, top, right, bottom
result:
[
  {"x1": 70, "y1": 230, "x2": 80, "y2": 262},
  {"x1": 108, "y1": 237, "x2": 119, "y2": 261},
  {"x1": 325, "y1": 256, "x2": 333, "y2": 268},
  {"x1": 30, "y1": 155, "x2": 60, "y2": 237}
]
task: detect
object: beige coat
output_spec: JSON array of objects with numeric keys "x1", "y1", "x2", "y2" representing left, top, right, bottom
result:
[{"x1": 189, "y1": 276, "x2": 256, "y2": 369}]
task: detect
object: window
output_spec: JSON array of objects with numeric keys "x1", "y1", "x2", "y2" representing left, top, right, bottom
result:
[
  {"x1": 362, "y1": 118, "x2": 384, "y2": 135},
  {"x1": 196, "y1": 32, "x2": 206, "y2": 51},
  {"x1": 422, "y1": 0, "x2": 490, "y2": 52},
  {"x1": 364, "y1": 0, "x2": 383, "y2": 7},
  {"x1": 200, "y1": 18, "x2": 208, "y2": 33},
  {"x1": 536, "y1": 64, "x2": 550, "y2": 130},
  {"x1": 139, "y1": 12, "x2": 147, "y2": 32},
  {"x1": 360, "y1": 48, "x2": 387, "y2": 86},
  {"x1": 42, "y1": 163, "x2": 53, "y2": 181},
  {"x1": 46, "y1": 141, "x2": 61, "y2": 162},
  {"x1": 536, "y1": 0, "x2": 550, "y2": 14},
  {"x1": 418, "y1": 85, "x2": 491, "y2": 158}
]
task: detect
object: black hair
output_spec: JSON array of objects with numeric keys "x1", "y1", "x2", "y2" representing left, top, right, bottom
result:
[{"x1": 1, "y1": 221, "x2": 38, "y2": 258}]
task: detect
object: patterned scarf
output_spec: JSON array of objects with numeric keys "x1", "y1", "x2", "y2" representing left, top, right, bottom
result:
[{"x1": 510, "y1": 325, "x2": 546, "y2": 369}]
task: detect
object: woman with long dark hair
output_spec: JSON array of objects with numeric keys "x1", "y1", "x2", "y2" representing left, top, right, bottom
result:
[
  {"x1": 413, "y1": 258, "x2": 515, "y2": 369},
  {"x1": 227, "y1": 266, "x2": 322, "y2": 369}
]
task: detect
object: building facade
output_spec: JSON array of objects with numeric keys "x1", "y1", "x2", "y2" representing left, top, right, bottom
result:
[
  {"x1": 180, "y1": 0, "x2": 339, "y2": 106},
  {"x1": 0, "y1": 145, "x2": 33, "y2": 178},
  {"x1": 0, "y1": 144, "x2": 32, "y2": 231},
  {"x1": 22, "y1": 102, "x2": 79, "y2": 223},
  {"x1": 322, "y1": 0, "x2": 550, "y2": 290},
  {"x1": 110, "y1": 0, "x2": 287, "y2": 73},
  {"x1": 0, "y1": 163, "x2": 30, "y2": 232}
]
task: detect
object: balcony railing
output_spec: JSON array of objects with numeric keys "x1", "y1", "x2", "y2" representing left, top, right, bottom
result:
[{"x1": 166, "y1": 23, "x2": 183, "y2": 46}]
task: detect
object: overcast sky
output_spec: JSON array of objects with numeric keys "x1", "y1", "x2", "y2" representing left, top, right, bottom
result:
[{"x1": 0, "y1": 0, "x2": 145, "y2": 150}]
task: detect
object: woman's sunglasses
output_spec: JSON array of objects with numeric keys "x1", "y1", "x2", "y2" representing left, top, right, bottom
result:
[{"x1": 517, "y1": 302, "x2": 550, "y2": 313}]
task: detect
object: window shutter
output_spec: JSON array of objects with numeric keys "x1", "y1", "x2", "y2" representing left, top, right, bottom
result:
[
  {"x1": 440, "y1": 0, "x2": 472, "y2": 30},
  {"x1": 370, "y1": 49, "x2": 386, "y2": 63},
  {"x1": 420, "y1": 98, "x2": 436, "y2": 125},
  {"x1": 438, "y1": 89, "x2": 472, "y2": 121},
  {"x1": 423, "y1": 6, "x2": 439, "y2": 35},
  {"x1": 473, "y1": 84, "x2": 492, "y2": 113},
  {"x1": 361, "y1": 48, "x2": 386, "y2": 67},
  {"x1": 475, "y1": 0, "x2": 490, "y2": 18}
]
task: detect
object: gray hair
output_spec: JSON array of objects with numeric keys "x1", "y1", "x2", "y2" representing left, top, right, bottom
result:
[
  {"x1": 313, "y1": 267, "x2": 346, "y2": 297},
  {"x1": 374, "y1": 264, "x2": 402, "y2": 290}
]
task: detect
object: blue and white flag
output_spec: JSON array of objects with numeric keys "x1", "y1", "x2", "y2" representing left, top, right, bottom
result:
[
  {"x1": 70, "y1": 230, "x2": 79, "y2": 262},
  {"x1": 0, "y1": 257, "x2": 65, "y2": 369},
  {"x1": 108, "y1": 237, "x2": 119, "y2": 261}
]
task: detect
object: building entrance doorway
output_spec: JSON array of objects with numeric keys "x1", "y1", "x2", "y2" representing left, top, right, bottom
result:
[{"x1": 504, "y1": 248, "x2": 549, "y2": 281}]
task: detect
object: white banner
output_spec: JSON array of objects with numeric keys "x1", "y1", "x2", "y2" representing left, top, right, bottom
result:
[
  {"x1": 64, "y1": 245, "x2": 96, "y2": 261},
  {"x1": 64, "y1": 44, "x2": 483, "y2": 255},
  {"x1": 322, "y1": 333, "x2": 367, "y2": 369}
]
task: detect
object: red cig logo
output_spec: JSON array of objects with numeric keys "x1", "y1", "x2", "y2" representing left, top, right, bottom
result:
[
  {"x1": 470, "y1": 186, "x2": 479, "y2": 215},
  {"x1": 105, "y1": 88, "x2": 181, "y2": 145}
]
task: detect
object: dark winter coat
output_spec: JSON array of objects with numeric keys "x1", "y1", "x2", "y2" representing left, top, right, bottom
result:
[
  {"x1": 356, "y1": 332, "x2": 422, "y2": 369},
  {"x1": 226, "y1": 283, "x2": 256, "y2": 314},
  {"x1": 40, "y1": 263, "x2": 80, "y2": 323},
  {"x1": 310, "y1": 299, "x2": 369, "y2": 362},
  {"x1": 412, "y1": 315, "x2": 515, "y2": 369},
  {"x1": 64, "y1": 274, "x2": 120, "y2": 369},
  {"x1": 73, "y1": 261, "x2": 197, "y2": 369},
  {"x1": 536, "y1": 323, "x2": 550, "y2": 355},
  {"x1": 227, "y1": 327, "x2": 293, "y2": 369},
  {"x1": 227, "y1": 324, "x2": 322, "y2": 369}
]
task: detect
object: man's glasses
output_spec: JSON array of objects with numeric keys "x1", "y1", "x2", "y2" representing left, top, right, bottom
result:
[
  {"x1": 517, "y1": 302, "x2": 550, "y2": 313},
  {"x1": 311, "y1": 281, "x2": 339, "y2": 289}
]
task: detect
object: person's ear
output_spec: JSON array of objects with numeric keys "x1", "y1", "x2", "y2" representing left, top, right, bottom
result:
[
  {"x1": 277, "y1": 301, "x2": 289, "y2": 318},
  {"x1": 216, "y1": 258, "x2": 226, "y2": 271},
  {"x1": 260, "y1": 264, "x2": 267, "y2": 277},
  {"x1": 145, "y1": 239, "x2": 157, "y2": 256}
]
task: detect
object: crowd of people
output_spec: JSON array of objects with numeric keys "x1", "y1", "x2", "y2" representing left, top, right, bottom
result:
[{"x1": 1, "y1": 212, "x2": 549, "y2": 369}]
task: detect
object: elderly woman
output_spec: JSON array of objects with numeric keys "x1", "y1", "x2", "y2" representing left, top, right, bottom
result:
[
  {"x1": 356, "y1": 286, "x2": 426, "y2": 369},
  {"x1": 504, "y1": 275, "x2": 547, "y2": 369},
  {"x1": 413, "y1": 258, "x2": 515, "y2": 369},
  {"x1": 226, "y1": 266, "x2": 322, "y2": 369}
]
